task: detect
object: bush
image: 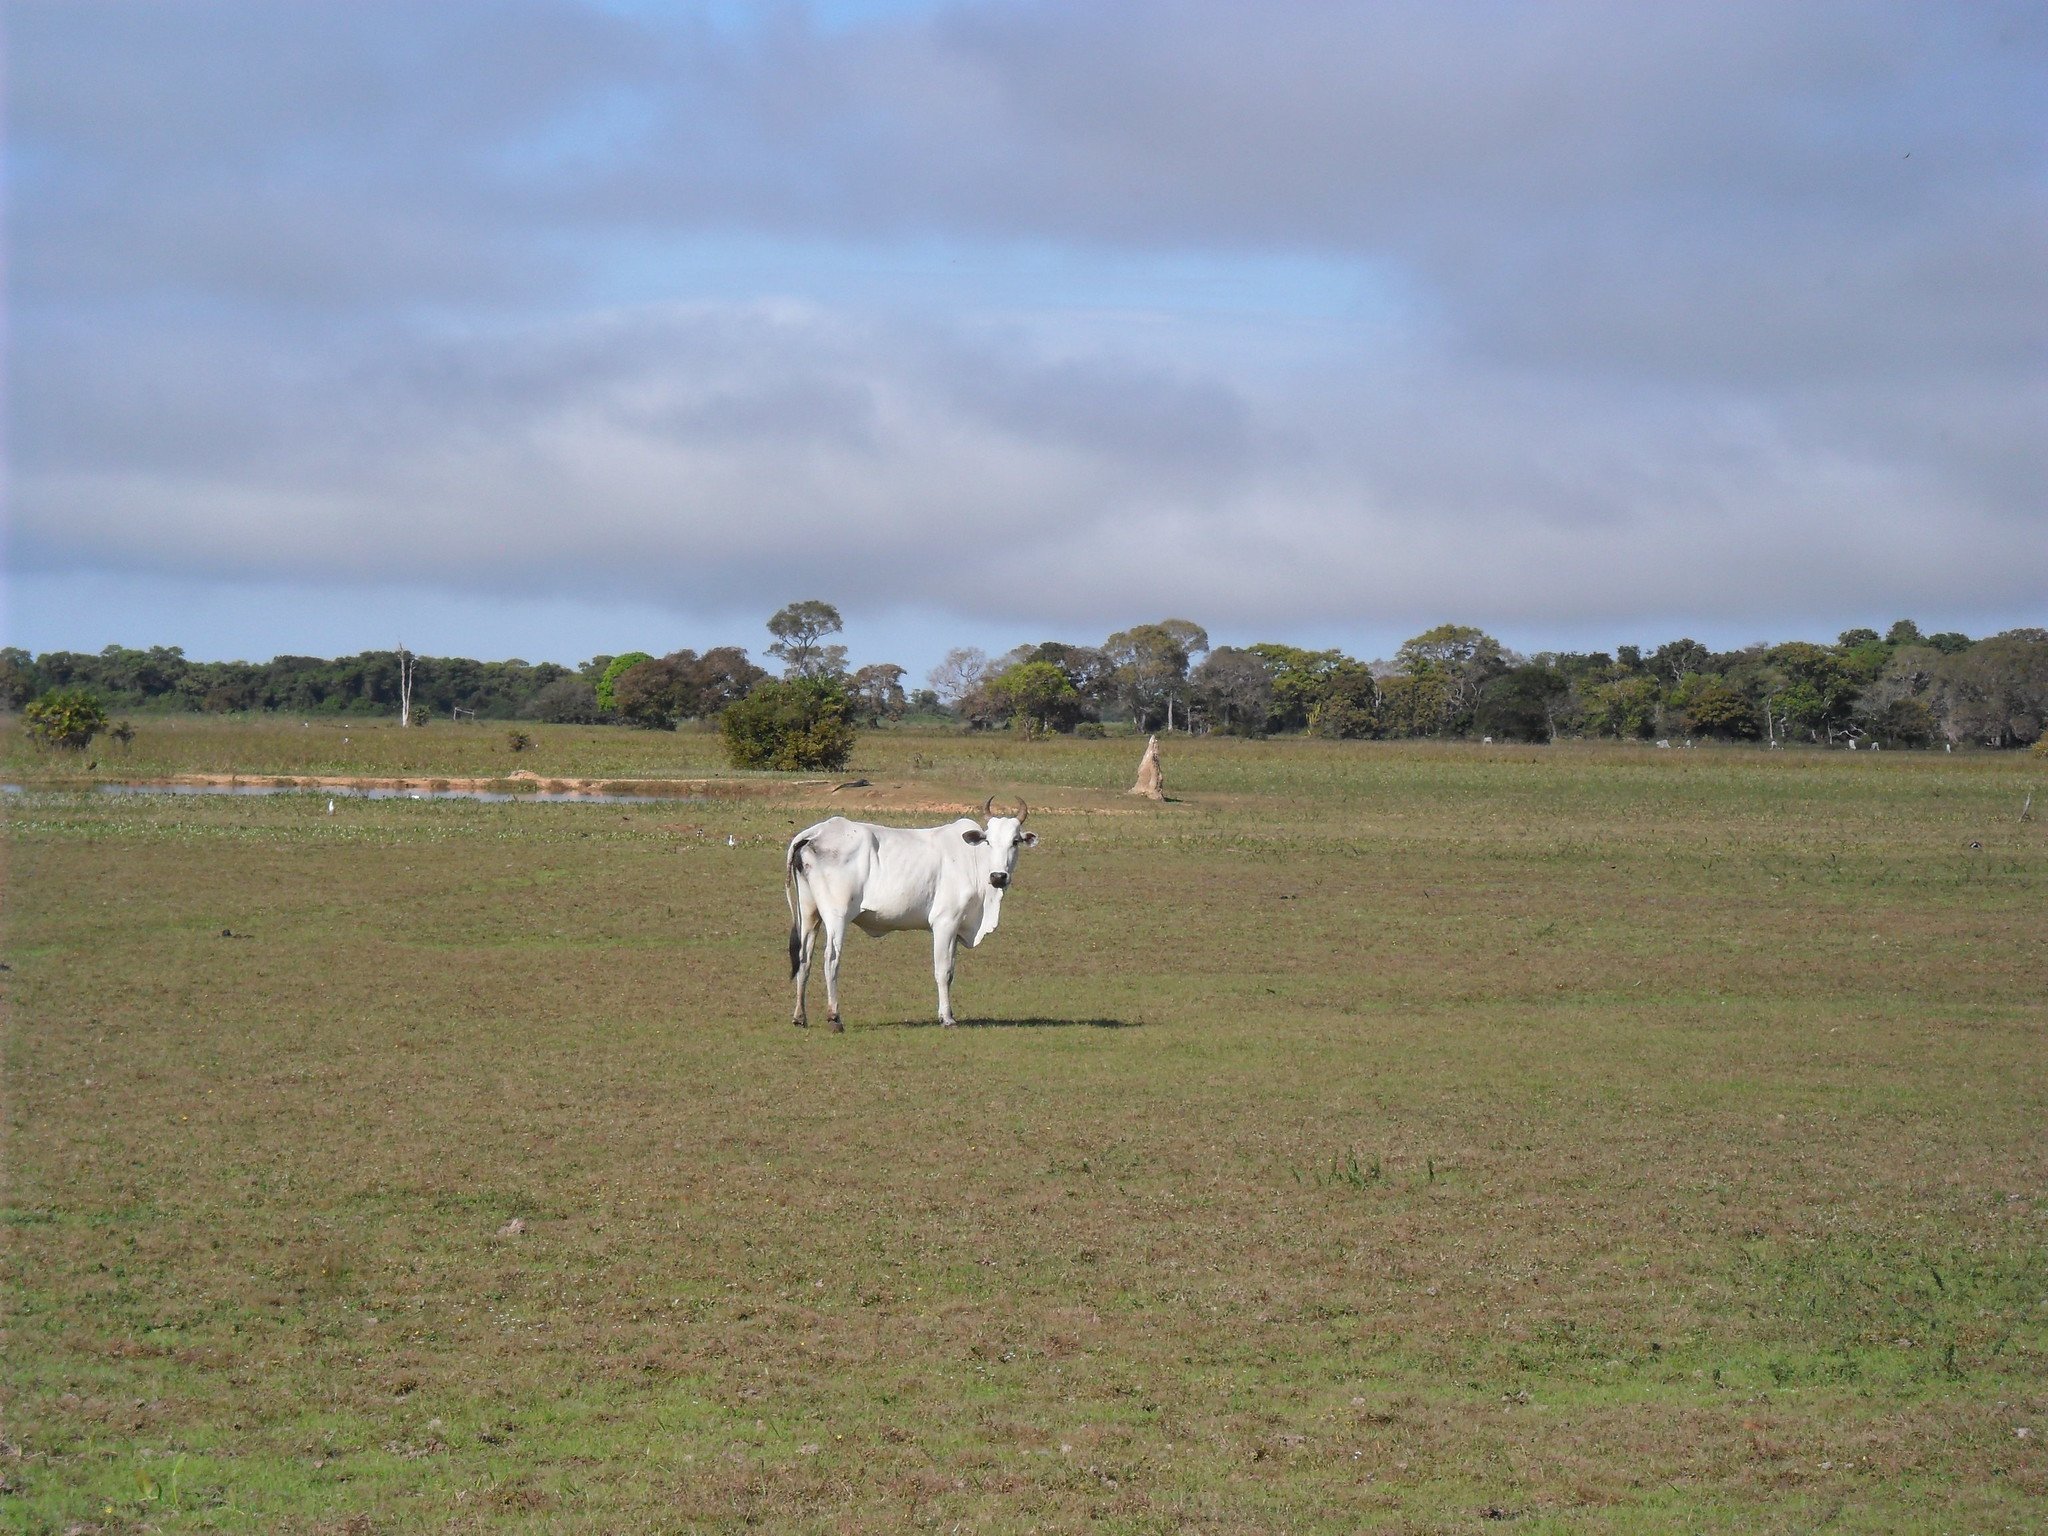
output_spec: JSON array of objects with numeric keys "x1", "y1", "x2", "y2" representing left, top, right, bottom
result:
[
  {"x1": 521, "y1": 676, "x2": 602, "y2": 724},
  {"x1": 720, "y1": 677, "x2": 857, "y2": 771},
  {"x1": 23, "y1": 688, "x2": 109, "y2": 750},
  {"x1": 506, "y1": 730, "x2": 533, "y2": 753}
]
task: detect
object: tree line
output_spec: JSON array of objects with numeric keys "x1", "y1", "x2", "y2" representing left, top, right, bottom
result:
[
  {"x1": 927, "y1": 619, "x2": 2046, "y2": 750},
  {"x1": 6, "y1": 610, "x2": 2044, "y2": 750}
]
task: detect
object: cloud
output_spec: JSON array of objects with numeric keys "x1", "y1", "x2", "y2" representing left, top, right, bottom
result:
[{"x1": 7, "y1": 0, "x2": 2044, "y2": 661}]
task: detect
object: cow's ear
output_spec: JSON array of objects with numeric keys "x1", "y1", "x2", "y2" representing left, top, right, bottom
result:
[
  {"x1": 961, "y1": 828, "x2": 986, "y2": 844},
  {"x1": 1019, "y1": 831, "x2": 1039, "y2": 848}
]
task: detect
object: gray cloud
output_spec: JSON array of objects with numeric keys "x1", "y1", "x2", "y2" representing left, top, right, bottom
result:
[{"x1": 8, "y1": 0, "x2": 2044, "y2": 658}]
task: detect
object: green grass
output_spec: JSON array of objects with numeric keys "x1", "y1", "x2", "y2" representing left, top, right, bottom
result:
[{"x1": 3, "y1": 723, "x2": 2044, "y2": 1531}]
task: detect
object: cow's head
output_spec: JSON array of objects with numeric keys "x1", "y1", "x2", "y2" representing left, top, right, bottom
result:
[{"x1": 961, "y1": 795, "x2": 1037, "y2": 889}]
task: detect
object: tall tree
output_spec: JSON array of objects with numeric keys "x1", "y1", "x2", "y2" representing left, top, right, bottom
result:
[
  {"x1": 1475, "y1": 666, "x2": 1570, "y2": 743},
  {"x1": 1648, "y1": 638, "x2": 1712, "y2": 683},
  {"x1": 1102, "y1": 623, "x2": 1194, "y2": 730},
  {"x1": 766, "y1": 600, "x2": 847, "y2": 680},
  {"x1": 1936, "y1": 630, "x2": 2048, "y2": 747},
  {"x1": 1191, "y1": 647, "x2": 1273, "y2": 735},
  {"x1": 926, "y1": 647, "x2": 990, "y2": 710},
  {"x1": 849, "y1": 664, "x2": 909, "y2": 724},
  {"x1": 1393, "y1": 624, "x2": 1510, "y2": 734},
  {"x1": 396, "y1": 643, "x2": 417, "y2": 728},
  {"x1": 1766, "y1": 641, "x2": 1861, "y2": 742},
  {"x1": 1246, "y1": 644, "x2": 1345, "y2": 732}
]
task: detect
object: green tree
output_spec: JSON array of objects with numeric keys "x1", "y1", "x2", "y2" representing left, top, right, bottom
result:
[
  {"x1": 596, "y1": 652, "x2": 653, "y2": 714},
  {"x1": 1190, "y1": 647, "x2": 1273, "y2": 736},
  {"x1": 1834, "y1": 628, "x2": 1891, "y2": 684},
  {"x1": 1475, "y1": 666, "x2": 1569, "y2": 743},
  {"x1": 1376, "y1": 671, "x2": 1452, "y2": 738},
  {"x1": 0, "y1": 647, "x2": 42, "y2": 709},
  {"x1": 610, "y1": 656, "x2": 688, "y2": 729},
  {"x1": 848, "y1": 664, "x2": 909, "y2": 725},
  {"x1": 1102, "y1": 623, "x2": 1195, "y2": 729},
  {"x1": 1247, "y1": 643, "x2": 1346, "y2": 732},
  {"x1": 1870, "y1": 697, "x2": 1936, "y2": 747},
  {"x1": 1855, "y1": 644, "x2": 1944, "y2": 744},
  {"x1": 988, "y1": 661, "x2": 1084, "y2": 735},
  {"x1": 1581, "y1": 675, "x2": 1664, "y2": 739},
  {"x1": 1307, "y1": 661, "x2": 1382, "y2": 738},
  {"x1": 1935, "y1": 629, "x2": 2048, "y2": 747},
  {"x1": 1648, "y1": 638, "x2": 1713, "y2": 684},
  {"x1": 520, "y1": 676, "x2": 603, "y2": 724},
  {"x1": 766, "y1": 600, "x2": 847, "y2": 680},
  {"x1": 1678, "y1": 679, "x2": 1758, "y2": 739},
  {"x1": 1884, "y1": 619, "x2": 1924, "y2": 647},
  {"x1": 1767, "y1": 642, "x2": 1860, "y2": 742},
  {"x1": 610, "y1": 648, "x2": 769, "y2": 729},
  {"x1": 1393, "y1": 624, "x2": 1509, "y2": 734},
  {"x1": 23, "y1": 688, "x2": 110, "y2": 750},
  {"x1": 720, "y1": 677, "x2": 857, "y2": 771}
]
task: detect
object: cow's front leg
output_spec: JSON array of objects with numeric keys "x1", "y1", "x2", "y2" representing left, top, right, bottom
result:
[{"x1": 932, "y1": 924, "x2": 960, "y2": 1027}]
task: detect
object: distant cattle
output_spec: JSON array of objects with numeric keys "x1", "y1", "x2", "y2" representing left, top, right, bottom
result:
[{"x1": 785, "y1": 798, "x2": 1038, "y2": 1030}]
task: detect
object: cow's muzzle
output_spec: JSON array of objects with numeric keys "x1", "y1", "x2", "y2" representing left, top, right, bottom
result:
[{"x1": 989, "y1": 871, "x2": 1010, "y2": 890}]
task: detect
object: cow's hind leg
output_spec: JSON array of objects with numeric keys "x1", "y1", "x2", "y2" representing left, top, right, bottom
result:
[
  {"x1": 790, "y1": 879, "x2": 821, "y2": 1027},
  {"x1": 791, "y1": 915, "x2": 819, "y2": 1027},
  {"x1": 932, "y1": 923, "x2": 960, "y2": 1027},
  {"x1": 820, "y1": 907, "x2": 852, "y2": 1033}
]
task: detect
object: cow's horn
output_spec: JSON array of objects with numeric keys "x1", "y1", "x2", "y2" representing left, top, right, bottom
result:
[
  {"x1": 983, "y1": 795, "x2": 996, "y2": 820},
  {"x1": 1013, "y1": 797, "x2": 1029, "y2": 826}
]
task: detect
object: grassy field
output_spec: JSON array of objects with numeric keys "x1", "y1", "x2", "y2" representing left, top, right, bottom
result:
[{"x1": 4, "y1": 720, "x2": 2044, "y2": 1532}]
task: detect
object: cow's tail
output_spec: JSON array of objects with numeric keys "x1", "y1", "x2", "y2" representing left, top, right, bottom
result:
[{"x1": 785, "y1": 837, "x2": 811, "y2": 979}]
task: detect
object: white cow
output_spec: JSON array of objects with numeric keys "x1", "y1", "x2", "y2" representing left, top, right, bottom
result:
[{"x1": 785, "y1": 797, "x2": 1038, "y2": 1030}]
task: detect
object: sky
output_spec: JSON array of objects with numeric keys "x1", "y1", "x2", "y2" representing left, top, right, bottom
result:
[{"x1": 6, "y1": 0, "x2": 2044, "y2": 682}]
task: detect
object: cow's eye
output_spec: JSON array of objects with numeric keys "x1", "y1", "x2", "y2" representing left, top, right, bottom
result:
[{"x1": 962, "y1": 829, "x2": 985, "y2": 844}]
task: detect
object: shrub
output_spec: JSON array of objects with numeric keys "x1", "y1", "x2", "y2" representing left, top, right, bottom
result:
[
  {"x1": 23, "y1": 688, "x2": 109, "y2": 750},
  {"x1": 506, "y1": 730, "x2": 533, "y2": 753},
  {"x1": 521, "y1": 676, "x2": 602, "y2": 724},
  {"x1": 720, "y1": 677, "x2": 857, "y2": 771}
]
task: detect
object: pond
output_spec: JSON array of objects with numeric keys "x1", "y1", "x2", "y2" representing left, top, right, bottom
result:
[{"x1": 2, "y1": 782, "x2": 706, "y2": 807}]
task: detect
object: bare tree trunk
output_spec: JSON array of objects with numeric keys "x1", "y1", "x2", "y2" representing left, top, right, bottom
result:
[{"x1": 397, "y1": 643, "x2": 416, "y2": 728}]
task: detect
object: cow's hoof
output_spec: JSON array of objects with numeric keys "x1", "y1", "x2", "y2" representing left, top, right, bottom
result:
[
  {"x1": 792, "y1": 1017, "x2": 808, "y2": 1028},
  {"x1": 939, "y1": 1017, "x2": 957, "y2": 1028},
  {"x1": 829, "y1": 1015, "x2": 844, "y2": 1034}
]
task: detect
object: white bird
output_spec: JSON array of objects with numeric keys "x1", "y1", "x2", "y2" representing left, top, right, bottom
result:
[
  {"x1": 727, "y1": 834, "x2": 737, "y2": 847},
  {"x1": 327, "y1": 799, "x2": 335, "y2": 815}
]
